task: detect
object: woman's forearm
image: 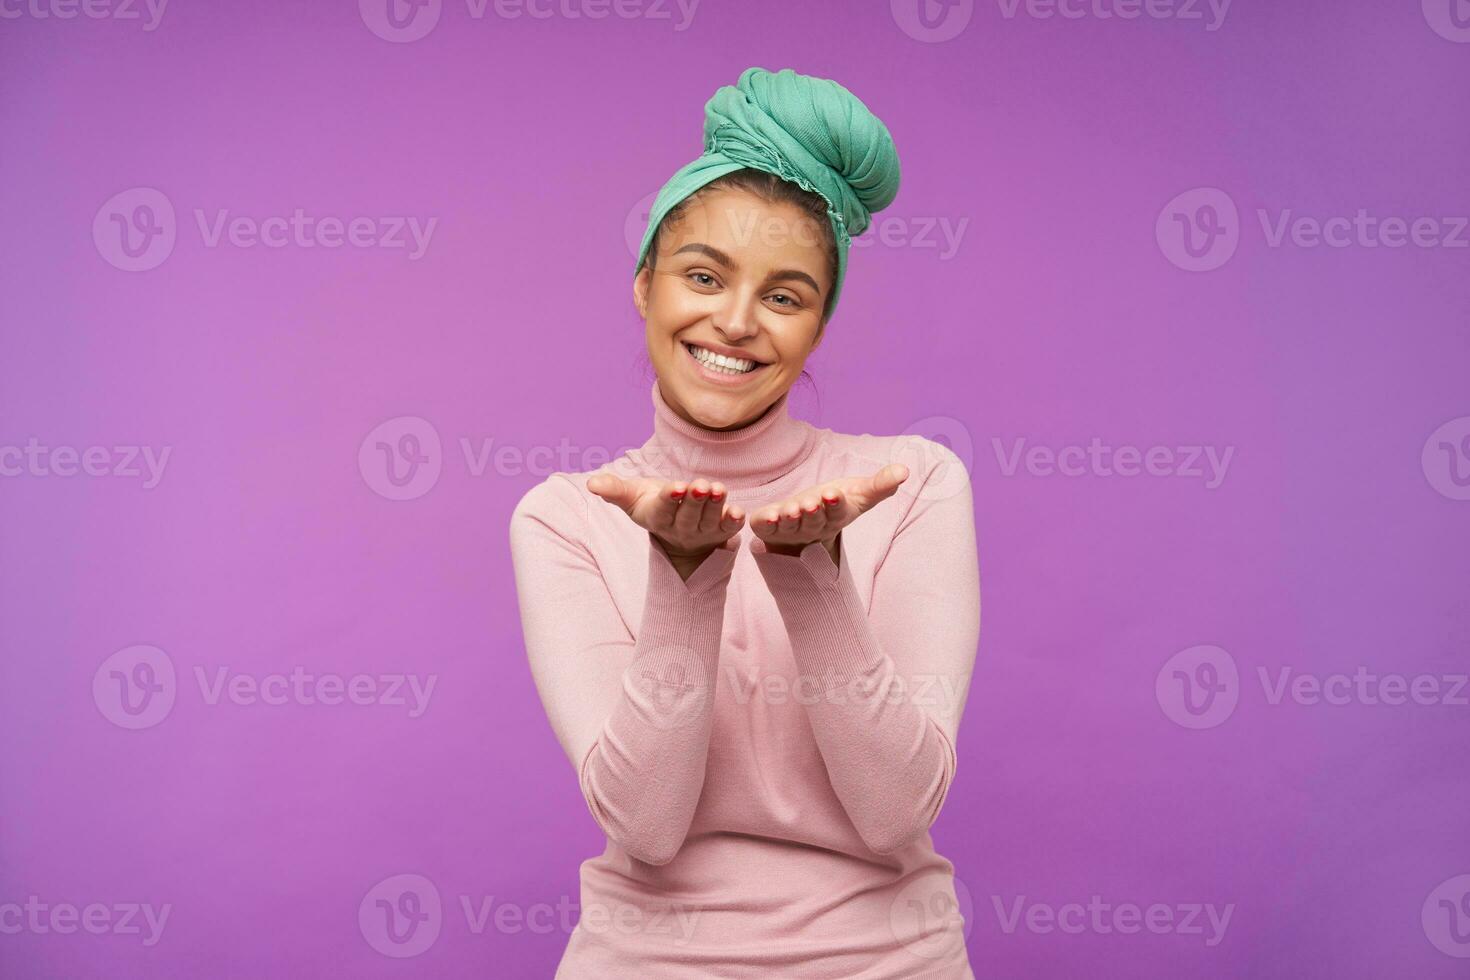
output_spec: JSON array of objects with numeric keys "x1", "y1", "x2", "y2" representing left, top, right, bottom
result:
[
  {"x1": 577, "y1": 537, "x2": 736, "y2": 864},
  {"x1": 751, "y1": 520, "x2": 977, "y2": 856}
]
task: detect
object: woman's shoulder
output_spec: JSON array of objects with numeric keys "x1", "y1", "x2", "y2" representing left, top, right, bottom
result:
[
  {"x1": 508, "y1": 469, "x2": 596, "y2": 538},
  {"x1": 815, "y1": 425, "x2": 971, "y2": 491},
  {"x1": 508, "y1": 458, "x2": 647, "y2": 531}
]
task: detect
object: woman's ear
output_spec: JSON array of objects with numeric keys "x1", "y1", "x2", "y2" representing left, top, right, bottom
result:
[{"x1": 633, "y1": 266, "x2": 651, "y2": 319}]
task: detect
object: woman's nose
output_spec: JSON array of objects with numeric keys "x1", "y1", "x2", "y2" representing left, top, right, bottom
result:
[{"x1": 711, "y1": 291, "x2": 759, "y2": 340}]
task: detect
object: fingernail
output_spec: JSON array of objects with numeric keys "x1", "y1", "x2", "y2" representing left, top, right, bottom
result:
[
  {"x1": 691, "y1": 488, "x2": 707, "y2": 498},
  {"x1": 804, "y1": 505, "x2": 821, "y2": 514},
  {"x1": 671, "y1": 490, "x2": 686, "y2": 499},
  {"x1": 823, "y1": 497, "x2": 839, "y2": 507}
]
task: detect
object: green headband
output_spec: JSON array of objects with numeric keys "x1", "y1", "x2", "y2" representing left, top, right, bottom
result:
[{"x1": 633, "y1": 66, "x2": 901, "y2": 319}]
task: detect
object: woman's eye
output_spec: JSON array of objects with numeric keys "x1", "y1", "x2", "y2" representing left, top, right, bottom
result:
[
  {"x1": 688, "y1": 272, "x2": 717, "y2": 287},
  {"x1": 769, "y1": 294, "x2": 799, "y2": 308}
]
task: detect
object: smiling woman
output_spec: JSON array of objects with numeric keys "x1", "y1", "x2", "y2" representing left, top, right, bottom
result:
[
  {"x1": 509, "y1": 66, "x2": 980, "y2": 979},
  {"x1": 635, "y1": 176, "x2": 835, "y2": 433}
]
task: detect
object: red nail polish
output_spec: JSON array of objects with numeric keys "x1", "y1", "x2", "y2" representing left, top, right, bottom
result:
[
  {"x1": 823, "y1": 497, "x2": 839, "y2": 507},
  {"x1": 671, "y1": 490, "x2": 686, "y2": 499},
  {"x1": 691, "y1": 488, "x2": 707, "y2": 498}
]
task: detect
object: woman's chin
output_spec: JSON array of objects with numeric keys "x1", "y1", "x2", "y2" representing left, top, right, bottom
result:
[
  {"x1": 685, "y1": 395, "x2": 751, "y2": 428},
  {"x1": 667, "y1": 383, "x2": 757, "y2": 428}
]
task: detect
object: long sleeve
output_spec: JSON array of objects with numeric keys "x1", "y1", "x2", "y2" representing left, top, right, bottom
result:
[
  {"x1": 749, "y1": 439, "x2": 980, "y2": 856},
  {"x1": 509, "y1": 475, "x2": 737, "y2": 866}
]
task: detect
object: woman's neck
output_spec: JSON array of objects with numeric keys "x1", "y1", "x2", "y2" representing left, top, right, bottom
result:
[
  {"x1": 662, "y1": 383, "x2": 778, "y2": 433},
  {"x1": 637, "y1": 377, "x2": 817, "y2": 490}
]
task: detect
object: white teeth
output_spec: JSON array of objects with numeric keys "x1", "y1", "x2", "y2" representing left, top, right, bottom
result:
[{"x1": 688, "y1": 344, "x2": 759, "y2": 375}]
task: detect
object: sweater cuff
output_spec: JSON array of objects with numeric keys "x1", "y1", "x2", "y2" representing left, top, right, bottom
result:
[
  {"x1": 748, "y1": 534, "x2": 843, "y2": 586},
  {"x1": 747, "y1": 535, "x2": 841, "y2": 584},
  {"x1": 647, "y1": 534, "x2": 740, "y2": 600}
]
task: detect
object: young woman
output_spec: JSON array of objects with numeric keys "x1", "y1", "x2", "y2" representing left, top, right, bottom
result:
[{"x1": 509, "y1": 67, "x2": 980, "y2": 979}]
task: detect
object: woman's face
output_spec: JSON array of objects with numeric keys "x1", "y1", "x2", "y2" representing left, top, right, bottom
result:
[{"x1": 634, "y1": 187, "x2": 830, "y2": 432}]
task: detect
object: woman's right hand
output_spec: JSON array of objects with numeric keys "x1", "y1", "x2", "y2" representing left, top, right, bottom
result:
[{"x1": 587, "y1": 473, "x2": 746, "y2": 564}]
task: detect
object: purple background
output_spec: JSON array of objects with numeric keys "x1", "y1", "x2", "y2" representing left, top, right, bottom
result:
[{"x1": 3, "y1": 0, "x2": 1469, "y2": 977}]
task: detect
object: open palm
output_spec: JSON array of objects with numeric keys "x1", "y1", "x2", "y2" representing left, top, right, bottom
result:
[
  {"x1": 750, "y1": 464, "x2": 910, "y2": 557},
  {"x1": 586, "y1": 472, "x2": 746, "y2": 559}
]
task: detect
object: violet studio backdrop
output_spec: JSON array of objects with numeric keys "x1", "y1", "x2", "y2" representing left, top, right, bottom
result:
[{"x1": 2, "y1": 1, "x2": 1468, "y2": 977}]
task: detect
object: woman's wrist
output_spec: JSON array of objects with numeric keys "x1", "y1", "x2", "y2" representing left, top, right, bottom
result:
[
  {"x1": 761, "y1": 532, "x2": 840, "y2": 567},
  {"x1": 650, "y1": 533, "x2": 716, "y2": 581}
]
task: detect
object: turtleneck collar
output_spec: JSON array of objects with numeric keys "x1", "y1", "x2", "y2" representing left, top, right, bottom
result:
[{"x1": 629, "y1": 377, "x2": 817, "y2": 491}]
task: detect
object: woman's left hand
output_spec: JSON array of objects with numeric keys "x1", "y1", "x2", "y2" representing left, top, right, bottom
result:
[{"x1": 751, "y1": 464, "x2": 911, "y2": 562}]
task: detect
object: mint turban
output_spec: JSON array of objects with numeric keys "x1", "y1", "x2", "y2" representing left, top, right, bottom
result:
[{"x1": 633, "y1": 66, "x2": 902, "y2": 319}]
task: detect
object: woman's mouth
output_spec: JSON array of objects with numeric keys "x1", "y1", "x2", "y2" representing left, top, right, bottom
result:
[{"x1": 682, "y1": 342, "x2": 769, "y2": 382}]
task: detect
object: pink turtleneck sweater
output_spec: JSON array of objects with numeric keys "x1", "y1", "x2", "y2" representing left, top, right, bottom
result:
[{"x1": 508, "y1": 379, "x2": 980, "y2": 979}]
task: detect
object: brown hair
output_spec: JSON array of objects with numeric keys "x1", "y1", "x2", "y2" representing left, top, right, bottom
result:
[{"x1": 643, "y1": 167, "x2": 840, "y2": 326}]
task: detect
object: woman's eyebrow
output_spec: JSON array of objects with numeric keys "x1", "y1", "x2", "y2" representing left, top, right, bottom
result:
[
  {"x1": 672, "y1": 242, "x2": 735, "y2": 266},
  {"x1": 671, "y1": 242, "x2": 822, "y2": 294},
  {"x1": 768, "y1": 268, "x2": 822, "y2": 295}
]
